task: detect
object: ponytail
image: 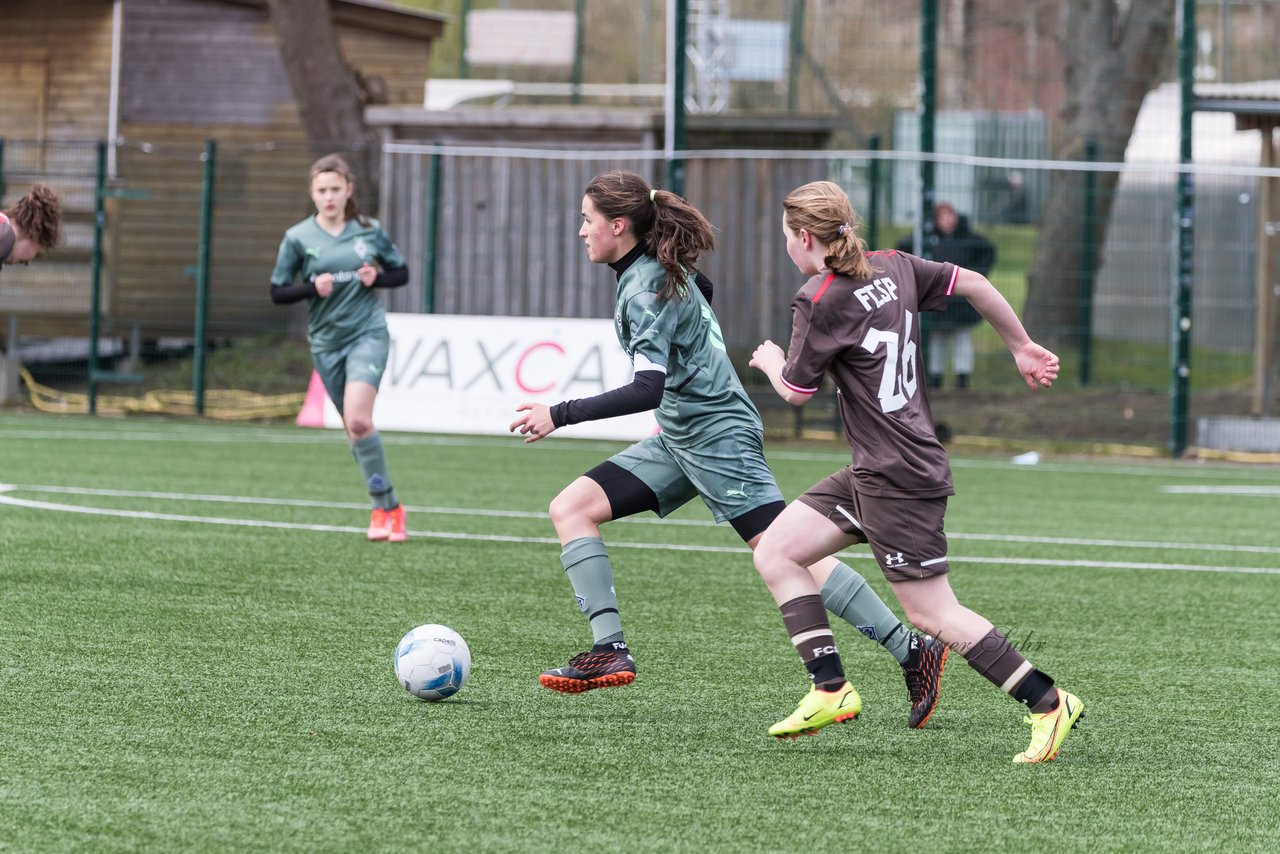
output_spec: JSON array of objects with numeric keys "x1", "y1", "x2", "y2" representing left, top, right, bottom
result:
[
  {"x1": 782, "y1": 181, "x2": 874, "y2": 279},
  {"x1": 585, "y1": 170, "x2": 715, "y2": 302}
]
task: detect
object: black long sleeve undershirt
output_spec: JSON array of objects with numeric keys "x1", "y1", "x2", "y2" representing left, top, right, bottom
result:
[
  {"x1": 269, "y1": 266, "x2": 408, "y2": 304},
  {"x1": 269, "y1": 279, "x2": 318, "y2": 304},
  {"x1": 550, "y1": 369, "x2": 665, "y2": 428},
  {"x1": 692, "y1": 271, "x2": 713, "y2": 304},
  {"x1": 372, "y1": 266, "x2": 409, "y2": 289}
]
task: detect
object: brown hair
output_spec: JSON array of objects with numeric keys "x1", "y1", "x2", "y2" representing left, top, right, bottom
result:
[
  {"x1": 782, "y1": 180, "x2": 874, "y2": 279},
  {"x1": 6, "y1": 184, "x2": 62, "y2": 253},
  {"x1": 584, "y1": 170, "x2": 715, "y2": 302},
  {"x1": 308, "y1": 153, "x2": 368, "y2": 225}
]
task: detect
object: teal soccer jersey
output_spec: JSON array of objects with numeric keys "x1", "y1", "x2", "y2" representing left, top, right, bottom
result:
[
  {"x1": 615, "y1": 254, "x2": 763, "y2": 445},
  {"x1": 270, "y1": 216, "x2": 405, "y2": 351}
]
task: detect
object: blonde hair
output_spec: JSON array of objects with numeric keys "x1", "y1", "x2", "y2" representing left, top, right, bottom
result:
[
  {"x1": 308, "y1": 153, "x2": 368, "y2": 226},
  {"x1": 585, "y1": 170, "x2": 715, "y2": 302},
  {"x1": 782, "y1": 181, "x2": 874, "y2": 279}
]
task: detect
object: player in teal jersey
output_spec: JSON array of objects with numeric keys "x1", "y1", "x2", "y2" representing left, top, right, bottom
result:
[
  {"x1": 270, "y1": 154, "x2": 410, "y2": 542},
  {"x1": 0, "y1": 185, "x2": 61, "y2": 270},
  {"x1": 510, "y1": 170, "x2": 948, "y2": 737}
]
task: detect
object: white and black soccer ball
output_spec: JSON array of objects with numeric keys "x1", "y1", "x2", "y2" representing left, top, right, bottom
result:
[{"x1": 394, "y1": 624, "x2": 471, "y2": 701}]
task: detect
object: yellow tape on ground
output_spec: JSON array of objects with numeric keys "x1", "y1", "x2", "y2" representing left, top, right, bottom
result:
[{"x1": 19, "y1": 367, "x2": 305, "y2": 420}]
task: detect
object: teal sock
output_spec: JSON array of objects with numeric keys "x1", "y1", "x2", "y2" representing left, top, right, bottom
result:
[
  {"x1": 561, "y1": 537, "x2": 623, "y2": 645},
  {"x1": 821, "y1": 561, "x2": 914, "y2": 664},
  {"x1": 352, "y1": 433, "x2": 397, "y2": 510}
]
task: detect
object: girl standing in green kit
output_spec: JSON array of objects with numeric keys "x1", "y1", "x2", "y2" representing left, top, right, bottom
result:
[{"x1": 270, "y1": 154, "x2": 410, "y2": 542}]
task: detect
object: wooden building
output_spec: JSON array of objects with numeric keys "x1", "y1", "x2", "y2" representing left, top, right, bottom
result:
[
  {"x1": 369, "y1": 106, "x2": 839, "y2": 360},
  {"x1": 0, "y1": 0, "x2": 444, "y2": 341},
  {"x1": 1196, "y1": 81, "x2": 1280, "y2": 418}
]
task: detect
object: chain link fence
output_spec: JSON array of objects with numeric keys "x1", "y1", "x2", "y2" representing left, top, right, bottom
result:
[
  {"x1": 3, "y1": 0, "x2": 1278, "y2": 452},
  {"x1": 2, "y1": 133, "x2": 1273, "y2": 452}
]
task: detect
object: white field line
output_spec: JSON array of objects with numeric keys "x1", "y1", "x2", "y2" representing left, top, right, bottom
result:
[
  {"x1": 5, "y1": 424, "x2": 1280, "y2": 481},
  {"x1": 1, "y1": 486, "x2": 1277, "y2": 576},
  {"x1": 5, "y1": 483, "x2": 1279, "y2": 555},
  {"x1": 1161, "y1": 485, "x2": 1280, "y2": 496},
  {"x1": 0, "y1": 427, "x2": 629, "y2": 455},
  {"x1": 0, "y1": 484, "x2": 708, "y2": 527}
]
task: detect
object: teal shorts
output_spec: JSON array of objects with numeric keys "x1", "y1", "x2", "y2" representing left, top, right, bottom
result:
[
  {"x1": 606, "y1": 429, "x2": 783, "y2": 523},
  {"x1": 311, "y1": 329, "x2": 390, "y2": 415}
]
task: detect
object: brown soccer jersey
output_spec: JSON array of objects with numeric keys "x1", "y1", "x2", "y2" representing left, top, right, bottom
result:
[{"x1": 780, "y1": 250, "x2": 959, "y2": 499}]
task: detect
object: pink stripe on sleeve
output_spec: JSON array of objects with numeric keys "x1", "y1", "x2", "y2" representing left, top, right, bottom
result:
[
  {"x1": 780, "y1": 373, "x2": 819, "y2": 395},
  {"x1": 944, "y1": 265, "x2": 960, "y2": 296}
]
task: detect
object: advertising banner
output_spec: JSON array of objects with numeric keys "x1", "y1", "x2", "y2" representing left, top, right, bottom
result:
[{"x1": 301, "y1": 313, "x2": 658, "y2": 441}]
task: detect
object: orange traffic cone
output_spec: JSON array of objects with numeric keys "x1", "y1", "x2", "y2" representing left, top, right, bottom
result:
[{"x1": 295, "y1": 370, "x2": 327, "y2": 428}]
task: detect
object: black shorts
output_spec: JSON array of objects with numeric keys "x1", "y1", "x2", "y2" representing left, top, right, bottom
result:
[{"x1": 796, "y1": 467, "x2": 950, "y2": 583}]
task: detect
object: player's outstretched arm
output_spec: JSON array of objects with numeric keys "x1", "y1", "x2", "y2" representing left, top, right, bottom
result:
[
  {"x1": 952, "y1": 268, "x2": 1058, "y2": 390},
  {"x1": 750, "y1": 340, "x2": 814, "y2": 406},
  {"x1": 510, "y1": 369, "x2": 665, "y2": 444},
  {"x1": 1011, "y1": 341, "x2": 1059, "y2": 390},
  {"x1": 510, "y1": 403, "x2": 556, "y2": 444}
]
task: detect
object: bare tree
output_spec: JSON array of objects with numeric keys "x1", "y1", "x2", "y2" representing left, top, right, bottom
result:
[
  {"x1": 941, "y1": 0, "x2": 978, "y2": 109},
  {"x1": 265, "y1": 0, "x2": 380, "y2": 198},
  {"x1": 1023, "y1": 0, "x2": 1177, "y2": 347}
]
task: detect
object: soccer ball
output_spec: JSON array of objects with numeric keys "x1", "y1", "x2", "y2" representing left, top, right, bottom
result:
[{"x1": 394, "y1": 624, "x2": 471, "y2": 701}]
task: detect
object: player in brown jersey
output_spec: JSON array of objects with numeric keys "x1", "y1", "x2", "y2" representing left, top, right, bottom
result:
[
  {"x1": 750, "y1": 180, "x2": 1083, "y2": 763},
  {"x1": 0, "y1": 185, "x2": 62, "y2": 270}
]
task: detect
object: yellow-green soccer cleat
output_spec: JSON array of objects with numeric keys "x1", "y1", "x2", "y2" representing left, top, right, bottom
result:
[
  {"x1": 1013, "y1": 688, "x2": 1084, "y2": 764},
  {"x1": 768, "y1": 682, "x2": 862, "y2": 739}
]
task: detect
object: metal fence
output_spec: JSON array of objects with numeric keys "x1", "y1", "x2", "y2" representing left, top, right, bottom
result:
[{"x1": 2, "y1": 135, "x2": 1276, "y2": 454}]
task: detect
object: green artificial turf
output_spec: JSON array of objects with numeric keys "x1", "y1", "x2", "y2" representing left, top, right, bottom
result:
[{"x1": 1, "y1": 412, "x2": 1277, "y2": 852}]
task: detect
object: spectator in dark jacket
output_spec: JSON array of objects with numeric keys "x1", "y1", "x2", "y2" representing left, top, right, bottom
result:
[{"x1": 897, "y1": 202, "x2": 995, "y2": 388}]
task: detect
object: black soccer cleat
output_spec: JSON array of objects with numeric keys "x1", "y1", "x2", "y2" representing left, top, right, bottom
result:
[
  {"x1": 538, "y1": 648, "x2": 637, "y2": 694},
  {"x1": 903, "y1": 634, "x2": 949, "y2": 728}
]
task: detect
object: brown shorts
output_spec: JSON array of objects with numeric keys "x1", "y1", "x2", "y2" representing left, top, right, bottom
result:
[{"x1": 796, "y1": 468, "x2": 950, "y2": 583}]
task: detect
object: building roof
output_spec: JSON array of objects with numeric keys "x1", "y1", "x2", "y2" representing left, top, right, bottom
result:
[
  {"x1": 1196, "y1": 80, "x2": 1280, "y2": 127},
  {"x1": 216, "y1": 0, "x2": 446, "y2": 40}
]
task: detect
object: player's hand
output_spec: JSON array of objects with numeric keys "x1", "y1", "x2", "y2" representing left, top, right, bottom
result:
[
  {"x1": 1015, "y1": 341, "x2": 1059, "y2": 390},
  {"x1": 749, "y1": 340, "x2": 786, "y2": 373},
  {"x1": 357, "y1": 265, "x2": 378, "y2": 287},
  {"x1": 510, "y1": 403, "x2": 556, "y2": 444},
  {"x1": 314, "y1": 273, "x2": 334, "y2": 298}
]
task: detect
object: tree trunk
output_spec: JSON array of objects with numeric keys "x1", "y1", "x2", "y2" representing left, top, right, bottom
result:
[
  {"x1": 265, "y1": 0, "x2": 381, "y2": 205},
  {"x1": 941, "y1": 0, "x2": 978, "y2": 109},
  {"x1": 1023, "y1": 0, "x2": 1177, "y2": 350}
]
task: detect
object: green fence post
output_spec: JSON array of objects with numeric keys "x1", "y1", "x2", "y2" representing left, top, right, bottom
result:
[
  {"x1": 866, "y1": 133, "x2": 881, "y2": 250},
  {"x1": 1079, "y1": 139, "x2": 1098, "y2": 386},
  {"x1": 0, "y1": 138, "x2": 7, "y2": 203},
  {"x1": 88, "y1": 140, "x2": 107, "y2": 415},
  {"x1": 193, "y1": 139, "x2": 216, "y2": 415},
  {"x1": 787, "y1": 0, "x2": 805, "y2": 112},
  {"x1": 919, "y1": 0, "x2": 937, "y2": 241},
  {"x1": 918, "y1": 0, "x2": 938, "y2": 360},
  {"x1": 422, "y1": 145, "x2": 441, "y2": 314},
  {"x1": 459, "y1": 0, "x2": 470, "y2": 79},
  {"x1": 1171, "y1": 0, "x2": 1197, "y2": 457},
  {"x1": 666, "y1": 0, "x2": 688, "y2": 196},
  {"x1": 571, "y1": 0, "x2": 585, "y2": 105}
]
